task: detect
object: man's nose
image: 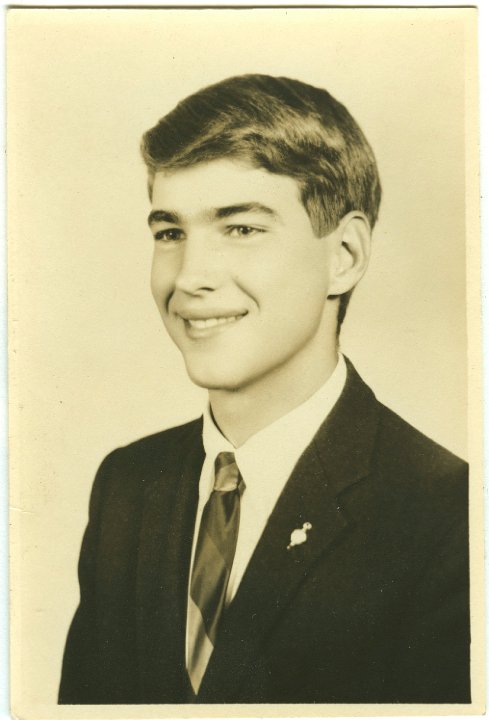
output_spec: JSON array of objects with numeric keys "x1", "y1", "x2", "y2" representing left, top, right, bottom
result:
[{"x1": 174, "y1": 234, "x2": 224, "y2": 295}]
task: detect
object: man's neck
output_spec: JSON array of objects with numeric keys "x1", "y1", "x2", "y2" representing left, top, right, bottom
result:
[{"x1": 208, "y1": 345, "x2": 339, "y2": 448}]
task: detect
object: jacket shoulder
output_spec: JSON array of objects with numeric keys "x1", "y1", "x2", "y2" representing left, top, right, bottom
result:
[
  {"x1": 339, "y1": 358, "x2": 467, "y2": 486},
  {"x1": 375, "y1": 402, "x2": 467, "y2": 479},
  {"x1": 89, "y1": 417, "x2": 203, "y2": 505},
  {"x1": 369, "y1": 402, "x2": 468, "y2": 529},
  {"x1": 108, "y1": 417, "x2": 203, "y2": 463}
]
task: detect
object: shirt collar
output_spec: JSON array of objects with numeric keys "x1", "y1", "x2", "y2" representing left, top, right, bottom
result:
[{"x1": 202, "y1": 354, "x2": 347, "y2": 502}]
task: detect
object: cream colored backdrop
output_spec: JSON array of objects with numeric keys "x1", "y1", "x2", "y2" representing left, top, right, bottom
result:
[{"x1": 8, "y1": 8, "x2": 474, "y2": 714}]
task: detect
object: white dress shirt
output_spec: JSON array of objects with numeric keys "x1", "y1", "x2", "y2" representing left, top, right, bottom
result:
[{"x1": 186, "y1": 353, "x2": 347, "y2": 665}]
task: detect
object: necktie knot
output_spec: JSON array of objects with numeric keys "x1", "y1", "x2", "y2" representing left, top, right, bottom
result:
[{"x1": 213, "y1": 451, "x2": 242, "y2": 493}]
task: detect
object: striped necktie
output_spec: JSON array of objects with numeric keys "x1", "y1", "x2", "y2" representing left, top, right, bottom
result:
[{"x1": 187, "y1": 451, "x2": 245, "y2": 694}]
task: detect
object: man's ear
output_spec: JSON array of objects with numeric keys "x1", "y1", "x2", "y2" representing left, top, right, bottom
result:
[{"x1": 327, "y1": 211, "x2": 371, "y2": 297}]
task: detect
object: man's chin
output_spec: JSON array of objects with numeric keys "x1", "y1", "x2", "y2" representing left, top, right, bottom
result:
[{"x1": 184, "y1": 363, "x2": 246, "y2": 393}]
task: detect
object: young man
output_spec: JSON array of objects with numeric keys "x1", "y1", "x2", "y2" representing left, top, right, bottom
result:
[{"x1": 59, "y1": 75, "x2": 470, "y2": 705}]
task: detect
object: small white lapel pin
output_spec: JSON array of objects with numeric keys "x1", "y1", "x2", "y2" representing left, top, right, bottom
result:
[{"x1": 287, "y1": 522, "x2": 312, "y2": 550}]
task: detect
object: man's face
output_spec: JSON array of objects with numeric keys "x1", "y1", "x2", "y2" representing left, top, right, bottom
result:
[{"x1": 149, "y1": 159, "x2": 338, "y2": 392}]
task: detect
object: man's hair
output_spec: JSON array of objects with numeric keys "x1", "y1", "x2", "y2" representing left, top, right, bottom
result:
[{"x1": 141, "y1": 74, "x2": 381, "y2": 331}]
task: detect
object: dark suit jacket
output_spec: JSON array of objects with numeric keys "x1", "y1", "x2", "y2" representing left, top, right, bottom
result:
[{"x1": 59, "y1": 360, "x2": 470, "y2": 704}]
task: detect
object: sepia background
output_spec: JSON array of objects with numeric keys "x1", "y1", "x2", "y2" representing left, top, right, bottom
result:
[{"x1": 8, "y1": 7, "x2": 478, "y2": 716}]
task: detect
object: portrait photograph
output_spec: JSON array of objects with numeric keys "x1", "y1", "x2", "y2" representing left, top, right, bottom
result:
[{"x1": 7, "y1": 6, "x2": 483, "y2": 718}]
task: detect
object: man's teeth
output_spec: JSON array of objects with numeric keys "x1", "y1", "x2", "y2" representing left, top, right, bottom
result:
[{"x1": 187, "y1": 316, "x2": 243, "y2": 329}]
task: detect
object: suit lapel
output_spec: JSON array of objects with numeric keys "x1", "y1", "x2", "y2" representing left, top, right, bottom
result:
[
  {"x1": 136, "y1": 421, "x2": 204, "y2": 702},
  {"x1": 198, "y1": 361, "x2": 380, "y2": 702}
]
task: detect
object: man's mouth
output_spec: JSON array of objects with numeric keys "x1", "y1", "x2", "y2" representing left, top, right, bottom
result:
[
  {"x1": 174, "y1": 310, "x2": 249, "y2": 337},
  {"x1": 185, "y1": 315, "x2": 245, "y2": 330}
]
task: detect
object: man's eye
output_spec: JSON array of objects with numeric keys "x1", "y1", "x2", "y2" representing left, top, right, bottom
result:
[
  {"x1": 227, "y1": 225, "x2": 263, "y2": 238},
  {"x1": 154, "y1": 228, "x2": 184, "y2": 243}
]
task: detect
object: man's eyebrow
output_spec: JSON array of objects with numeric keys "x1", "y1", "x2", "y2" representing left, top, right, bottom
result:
[
  {"x1": 147, "y1": 209, "x2": 181, "y2": 226},
  {"x1": 147, "y1": 203, "x2": 280, "y2": 227},
  {"x1": 214, "y1": 203, "x2": 279, "y2": 220}
]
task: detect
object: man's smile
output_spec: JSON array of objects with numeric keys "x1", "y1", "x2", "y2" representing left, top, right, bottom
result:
[
  {"x1": 173, "y1": 309, "x2": 249, "y2": 338},
  {"x1": 185, "y1": 315, "x2": 246, "y2": 330}
]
